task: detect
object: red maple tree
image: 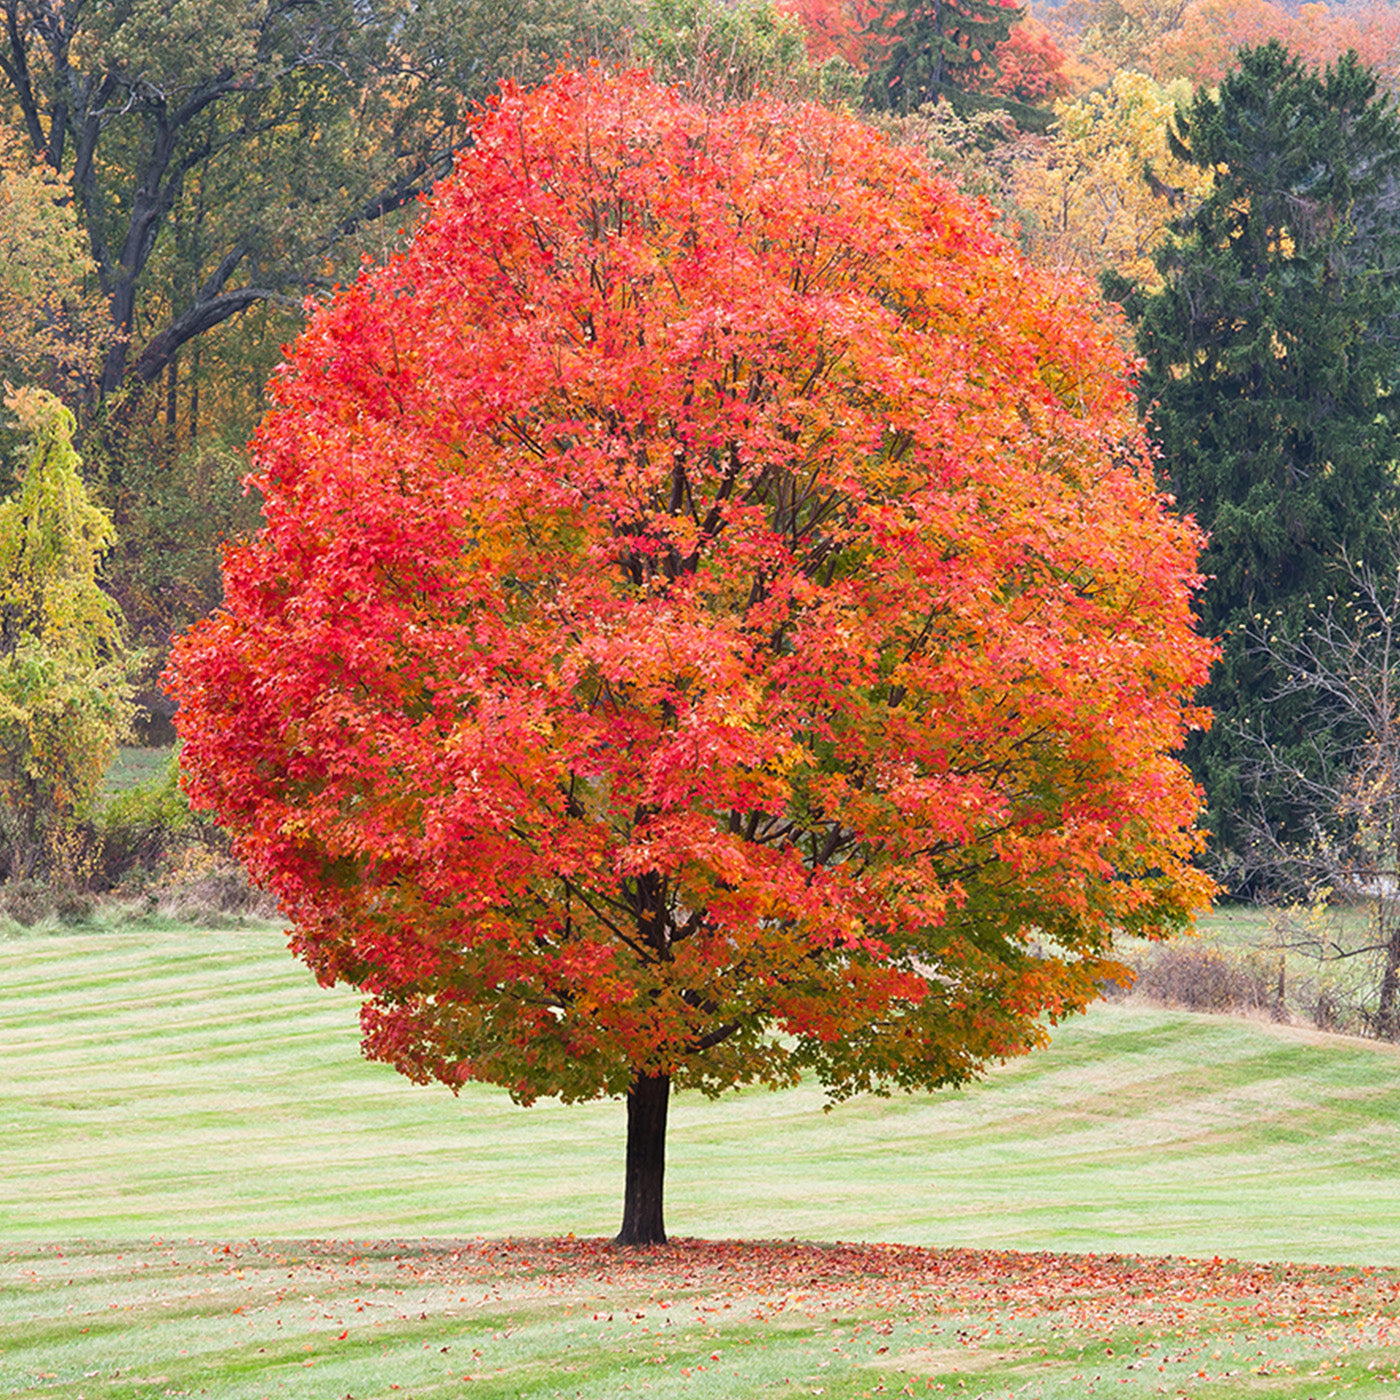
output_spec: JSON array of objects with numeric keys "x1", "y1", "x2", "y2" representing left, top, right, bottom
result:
[
  {"x1": 169, "y1": 69, "x2": 1213, "y2": 1246},
  {"x1": 985, "y1": 14, "x2": 1072, "y2": 102}
]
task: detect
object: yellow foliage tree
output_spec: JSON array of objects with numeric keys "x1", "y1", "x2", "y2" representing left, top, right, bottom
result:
[
  {"x1": 1011, "y1": 69, "x2": 1212, "y2": 289},
  {"x1": 0, "y1": 388, "x2": 131, "y2": 882},
  {"x1": 0, "y1": 125, "x2": 109, "y2": 400},
  {"x1": 1061, "y1": 0, "x2": 1192, "y2": 81}
]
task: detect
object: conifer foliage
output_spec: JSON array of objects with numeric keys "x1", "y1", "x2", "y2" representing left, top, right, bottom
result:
[
  {"x1": 169, "y1": 70, "x2": 1212, "y2": 1244},
  {"x1": 1111, "y1": 42, "x2": 1400, "y2": 867},
  {"x1": 864, "y1": 0, "x2": 1019, "y2": 111}
]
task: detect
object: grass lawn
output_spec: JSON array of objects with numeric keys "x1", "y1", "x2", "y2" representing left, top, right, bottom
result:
[
  {"x1": 5, "y1": 919, "x2": 1400, "y2": 1397},
  {"x1": 95, "y1": 749, "x2": 172, "y2": 806},
  {"x1": 5, "y1": 1235, "x2": 1400, "y2": 1400}
]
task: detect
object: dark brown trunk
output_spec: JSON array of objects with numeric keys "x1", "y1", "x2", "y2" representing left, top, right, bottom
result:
[
  {"x1": 165, "y1": 357, "x2": 178, "y2": 456},
  {"x1": 1377, "y1": 897, "x2": 1400, "y2": 1040},
  {"x1": 615, "y1": 1072, "x2": 669, "y2": 1246},
  {"x1": 189, "y1": 341, "x2": 200, "y2": 442}
]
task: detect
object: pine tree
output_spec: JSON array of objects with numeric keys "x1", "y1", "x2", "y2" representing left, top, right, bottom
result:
[
  {"x1": 1109, "y1": 41, "x2": 1400, "y2": 875},
  {"x1": 865, "y1": 0, "x2": 1020, "y2": 112}
]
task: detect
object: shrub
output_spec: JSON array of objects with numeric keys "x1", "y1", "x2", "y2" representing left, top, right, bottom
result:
[
  {"x1": 1129, "y1": 944, "x2": 1280, "y2": 1016},
  {"x1": 97, "y1": 747, "x2": 205, "y2": 888},
  {"x1": 146, "y1": 845, "x2": 278, "y2": 926}
]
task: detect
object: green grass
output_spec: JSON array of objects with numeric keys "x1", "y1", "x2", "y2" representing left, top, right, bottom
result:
[
  {"x1": 1194, "y1": 902, "x2": 1282, "y2": 949},
  {"x1": 96, "y1": 747, "x2": 172, "y2": 806},
  {"x1": 1179, "y1": 900, "x2": 1385, "y2": 1033},
  {"x1": 7, "y1": 920, "x2": 1400, "y2": 1397},
  {"x1": 3, "y1": 1237, "x2": 1399, "y2": 1399},
  {"x1": 4, "y1": 922, "x2": 1400, "y2": 1263}
]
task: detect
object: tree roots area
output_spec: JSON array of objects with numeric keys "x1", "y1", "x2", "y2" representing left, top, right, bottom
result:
[{"x1": 6, "y1": 1236, "x2": 1400, "y2": 1399}]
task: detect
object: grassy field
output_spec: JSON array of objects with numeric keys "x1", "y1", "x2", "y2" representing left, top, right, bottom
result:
[
  {"x1": 95, "y1": 748, "x2": 171, "y2": 805},
  {"x1": 6, "y1": 917, "x2": 1400, "y2": 1397},
  {"x1": 5, "y1": 919, "x2": 1400, "y2": 1258},
  {"x1": 6, "y1": 1235, "x2": 1400, "y2": 1400}
]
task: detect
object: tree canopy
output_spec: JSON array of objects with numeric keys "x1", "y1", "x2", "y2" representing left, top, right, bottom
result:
[
  {"x1": 168, "y1": 69, "x2": 1212, "y2": 1243},
  {"x1": 0, "y1": 0, "x2": 637, "y2": 403},
  {"x1": 0, "y1": 122, "x2": 109, "y2": 402},
  {"x1": 864, "y1": 0, "x2": 1021, "y2": 110}
]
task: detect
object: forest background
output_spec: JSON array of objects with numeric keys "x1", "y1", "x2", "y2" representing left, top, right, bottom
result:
[{"x1": 8, "y1": 0, "x2": 1400, "y2": 1031}]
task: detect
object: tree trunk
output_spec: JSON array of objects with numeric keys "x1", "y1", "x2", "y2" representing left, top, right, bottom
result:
[
  {"x1": 615, "y1": 1072, "x2": 669, "y2": 1246},
  {"x1": 1377, "y1": 895, "x2": 1400, "y2": 1040}
]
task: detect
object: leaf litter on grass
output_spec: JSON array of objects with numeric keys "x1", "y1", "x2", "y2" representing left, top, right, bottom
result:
[{"x1": 5, "y1": 1237, "x2": 1400, "y2": 1399}]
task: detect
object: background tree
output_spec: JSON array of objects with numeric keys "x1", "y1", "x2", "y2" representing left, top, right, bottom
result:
[
  {"x1": 1240, "y1": 546, "x2": 1400, "y2": 1040},
  {"x1": 169, "y1": 69, "x2": 1212, "y2": 1247},
  {"x1": 632, "y1": 0, "x2": 857, "y2": 105},
  {"x1": 1153, "y1": 0, "x2": 1400, "y2": 90},
  {"x1": 0, "y1": 0, "x2": 639, "y2": 641},
  {"x1": 1149, "y1": 0, "x2": 1293, "y2": 85},
  {"x1": 0, "y1": 122, "x2": 110, "y2": 412},
  {"x1": 0, "y1": 388, "x2": 130, "y2": 883},
  {"x1": 869, "y1": 96, "x2": 1026, "y2": 209},
  {"x1": 787, "y1": 0, "x2": 1066, "y2": 103},
  {"x1": 782, "y1": 0, "x2": 887, "y2": 66},
  {"x1": 0, "y1": 0, "x2": 637, "y2": 404},
  {"x1": 1012, "y1": 68, "x2": 1208, "y2": 287},
  {"x1": 1108, "y1": 41, "x2": 1400, "y2": 874},
  {"x1": 983, "y1": 12, "x2": 1072, "y2": 103},
  {"x1": 864, "y1": 0, "x2": 1021, "y2": 111},
  {"x1": 1057, "y1": 0, "x2": 1400, "y2": 91},
  {"x1": 1055, "y1": 0, "x2": 1191, "y2": 82}
]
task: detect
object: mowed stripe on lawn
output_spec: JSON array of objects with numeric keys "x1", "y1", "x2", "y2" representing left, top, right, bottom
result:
[{"x1": 3, "y1": 922, "x2": 1400, "y2": 1263}]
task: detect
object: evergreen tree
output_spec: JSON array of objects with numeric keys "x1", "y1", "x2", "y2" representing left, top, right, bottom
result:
[
  {"x1": 865, "y1": 0, "x2": 1020, "y2": 112},
  {"x1": 1109, "y1": 41, "x2": 1400, "y2": 876}
]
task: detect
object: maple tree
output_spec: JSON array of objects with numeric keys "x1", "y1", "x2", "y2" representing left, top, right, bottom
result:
[
  {"x1": 169, "y1": 68, "x2": 1212, "y2": 1245},
  {"x1": 783, "y1": 0, "x2": 886, "y2": 66},
  {"x1": 983, "y1": 13, "x2": 1072, "y2": 103}
]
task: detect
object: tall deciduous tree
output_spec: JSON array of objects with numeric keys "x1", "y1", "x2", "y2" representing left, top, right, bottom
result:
[
  {"x1": 1152, "y1": 0, "x2": 1400, "y2": 90},
  {"x1": 1108, "y1": 41, "x2": 1400, "y2": 872},
  {"x1": 1013, "y1": 70, "x2": 1209, "y2": 289},
  {"x1": 0, "y1": 388, "x2": 130, "y2": 881},
  {"x1": 1061, "y1": 0, "x2": 1192, "y2": 81},
  {"x1": 0, "y1": 0, "x2": 636, "y2": 404},
  {"x1": 169, "y1": 69, "x2": 1212, "y2": 1246},
  {"x1": 1240, "y1": 547, "x2": 1400, "y2": 1039},
  {"x1": 0, "y1": 0, "x2": 637, "y2": 643},
  {"x1": 635, "y1": 0, "x2": 847, "y2": 105},
  {"x1": 0, "y1": 122, "x2": 110, "y2": 405}
]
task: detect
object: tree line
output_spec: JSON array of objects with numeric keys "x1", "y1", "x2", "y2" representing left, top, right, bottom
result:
[{"x1": 5, "y1": 0, "x2": 1400, "y2": 889}]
